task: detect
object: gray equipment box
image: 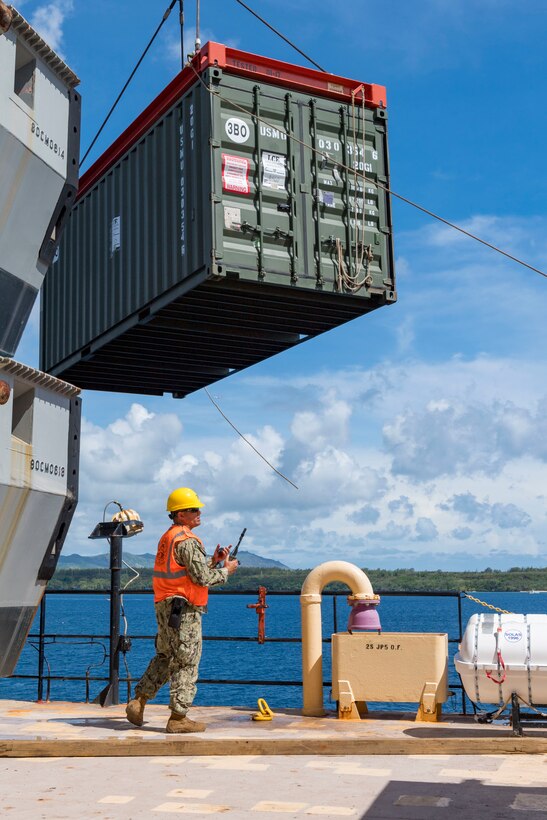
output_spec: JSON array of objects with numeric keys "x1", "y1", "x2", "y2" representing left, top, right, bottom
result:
[
  {"x1": 0, "y1": 357, "x2": 80, "y2": 676},
  {"x1": 0, "y1": 5, "x2": 80, "y2": 357},
  {"x1": 41, "y1": 42, "x2": 395, "y2": 397}
]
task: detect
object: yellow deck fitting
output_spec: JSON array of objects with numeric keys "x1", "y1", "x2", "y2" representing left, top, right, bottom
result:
[{"x1": 251, "y1": 698, "x2": 274, "y2": 721}]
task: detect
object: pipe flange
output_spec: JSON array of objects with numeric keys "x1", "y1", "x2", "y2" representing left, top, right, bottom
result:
[{"x1": 347, "y1": 593, "x2": 380, "y2": 605}]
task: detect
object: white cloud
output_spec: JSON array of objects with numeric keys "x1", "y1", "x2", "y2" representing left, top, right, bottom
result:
[
  {"x1": 413, "y1": 517, "x2": 438, "y2": 542},
  {"x1": 68, "y1": 353, "x2": 547, "y2": 570},
  {"x1": 442, "y1": 493, "x2": 532, "y2": 530},
  {"x1": 30, "y1": 0, "x2": 73, "y2": 54},
  {"x1": 383, "y1": 394, "x2": 547, "y2": 481},
  {"x1": 291, "y1": 392, "x2": 351, "y2": 450}
]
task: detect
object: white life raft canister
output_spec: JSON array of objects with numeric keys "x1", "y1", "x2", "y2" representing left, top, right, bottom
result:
[{"x1": 454, "y1": 612, "x2": 547, "y2": 706}]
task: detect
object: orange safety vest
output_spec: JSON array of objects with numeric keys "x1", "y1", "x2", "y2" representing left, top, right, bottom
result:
[{"x1": 152, "y1": 524, "x2": 208, "y2": 606}]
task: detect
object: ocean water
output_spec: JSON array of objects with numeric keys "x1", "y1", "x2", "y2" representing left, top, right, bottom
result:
[{"x1": 1, "y1": 591, "x2": 545, "y2": 713}]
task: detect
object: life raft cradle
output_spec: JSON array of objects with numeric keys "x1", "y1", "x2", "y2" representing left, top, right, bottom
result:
[{"x1": 462, "y1": 594, "x2": 547, "y2": 736}]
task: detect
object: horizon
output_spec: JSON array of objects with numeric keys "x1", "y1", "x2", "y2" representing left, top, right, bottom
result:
[{"x1": 58, "y1": 550, "x2": 547, "y2": 575}]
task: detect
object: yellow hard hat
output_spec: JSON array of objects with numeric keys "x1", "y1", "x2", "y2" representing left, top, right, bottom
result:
[{"x1": 166, "y1": 487, "x2": 204, "y2": 512}]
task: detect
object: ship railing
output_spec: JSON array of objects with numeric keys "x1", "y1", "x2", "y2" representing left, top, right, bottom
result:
[{"x1": 7, "y1": 587, "x2": 468, "y2": 713}]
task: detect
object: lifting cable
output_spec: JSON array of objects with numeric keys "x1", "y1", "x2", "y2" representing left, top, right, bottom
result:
[
  {"x1": 80, "y1": 0, "x2": 179, "y2": 167},
  {"x1": 178, "y1": 0, "x2": 185, "y2": 71},
  {"x1": 187, "y1": 60, "x2": 547, "y2": 281},
  {"x1": 234, "y1": 0, "x2": 326, "y2": 72}
]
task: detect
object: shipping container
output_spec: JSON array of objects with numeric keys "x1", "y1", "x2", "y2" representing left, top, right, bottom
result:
[
  {"x1": 0, "y1": 5, "x2": 80, "y2": 357},
  {"x1": 41, "y1": 42, "x2": 395, "y2": 397},
  {"x1": 0, "y1": 357, "x2": 80, "y2": 676}
]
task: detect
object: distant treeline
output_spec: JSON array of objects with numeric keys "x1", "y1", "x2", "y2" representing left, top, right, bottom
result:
[{"x1": 49, "y1": 566, "x2": 547, "y2": 593}]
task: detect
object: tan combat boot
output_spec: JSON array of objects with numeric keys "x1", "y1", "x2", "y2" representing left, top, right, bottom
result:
[
  {"x1": 125, "y1": 695, "x2": 148, "y2": 726},
  {"x1": 165, "y1": 711, "x2": 206, "y2": 733}
]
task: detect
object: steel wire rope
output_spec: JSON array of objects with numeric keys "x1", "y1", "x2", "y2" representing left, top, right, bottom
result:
[
  {"x1": 80, "y1": 0, "x2": 179, "y2": 167},
  {"x1": 119, "y1": 559, "x2": 141, "y2": 697},
  {"x1": 186, "y1": 60, "x2": 547, "y2": 281},
  {"x1": 178, "y1": 0, "x2": 185, "y2": 71},
  {"x1": 28, "y1": 641, "x2": 52, "y2": 701},
  {"x1": 234, "y1": 0, "x2": 326, "y2": 72},
  {"x1": 204, "y1": 388, "x2": 299, "y2": 489}
]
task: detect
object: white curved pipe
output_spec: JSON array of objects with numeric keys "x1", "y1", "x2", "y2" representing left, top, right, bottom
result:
[{"x1": 300, "y1": 560, "x2": 378, "y2": 716}]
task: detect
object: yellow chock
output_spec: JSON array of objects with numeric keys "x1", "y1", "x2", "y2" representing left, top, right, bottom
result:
[{"x1": 251, "y1": 698, "x2": 274, "y2": 721}]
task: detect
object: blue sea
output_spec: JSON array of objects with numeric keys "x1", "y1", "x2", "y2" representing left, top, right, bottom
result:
[{"x1": 2, "y1": 591, "x2": 546, "y2": 713}]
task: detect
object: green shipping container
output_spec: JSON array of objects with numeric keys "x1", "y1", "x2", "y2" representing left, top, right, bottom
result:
[{"x1": 41, "y1": 42, "x2": 396, "y2": 397}]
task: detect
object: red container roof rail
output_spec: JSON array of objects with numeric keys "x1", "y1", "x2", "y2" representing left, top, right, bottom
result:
[{"x1": 78, "y1": 42, "x2": 387, "y2": 200}]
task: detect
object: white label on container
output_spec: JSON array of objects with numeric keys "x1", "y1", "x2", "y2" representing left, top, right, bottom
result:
[
  {"x1": 318, "y1": 190, "x2": 335, "y2": 207},
  {"x1": 222, "y1": 154, "x2": 250, "y2": 194},
  {"x1": 225, "y1": 117, "x2": 250, "y2": 144},
  {"x1": 224, "y1": 206, "x2": 241, "y2": 230},
  {"x1": 111, "y1": 216, "x2": 121, "y2": 255},
  {"x1": 259, "y1": 125, "x2": 287, "y2": 141},
  {"x1": 504, "y1": 629, "x2": 523, "y2": 643},
  {"x1": 261, "y1": 151, "x2": 286, "y2": 190}
]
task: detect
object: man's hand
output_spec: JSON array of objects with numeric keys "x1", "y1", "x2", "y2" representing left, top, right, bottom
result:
[
  {"x1": 212, "y1": 545, "x2": 230, "y2": 566},
  {"x1": 224, "y1": 556, "x2": 239, "y2": 575}
]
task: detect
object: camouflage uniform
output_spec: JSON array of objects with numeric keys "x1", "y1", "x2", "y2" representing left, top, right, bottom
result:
[{"x1": 135, "y1": 538, "x2": 228, "y2": 715}]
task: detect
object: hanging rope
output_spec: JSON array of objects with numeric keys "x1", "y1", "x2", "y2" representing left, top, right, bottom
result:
[{"x1": 204, "y1": 388, "x2": 298, "y2": 490}]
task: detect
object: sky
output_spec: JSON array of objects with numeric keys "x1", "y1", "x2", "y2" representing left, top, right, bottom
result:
[{"x1": 14, "y1": 0, "x2": 547, "y2": 570}]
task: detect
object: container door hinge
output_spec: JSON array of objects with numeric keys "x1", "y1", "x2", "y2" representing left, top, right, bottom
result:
[
  {"x1": 210, "y1": 193, "x2": 222, "y2": 203},
  {"x1": 209, "y1": 138, "x2": 221, "y2": 148}
]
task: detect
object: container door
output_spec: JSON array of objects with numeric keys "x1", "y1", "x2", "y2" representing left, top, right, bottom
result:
[
  {"x1": 211, "y1": 77, "x2": 296, "y2": 283},
  {"x1": 211, "y1": 73, "x2": 394, "y2": 299},
  {"x1": 301, "y1": 96, "x2": 392, "y2": 297}
]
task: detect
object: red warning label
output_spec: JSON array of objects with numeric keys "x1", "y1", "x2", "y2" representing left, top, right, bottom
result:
[{"x1": 222, "y1": 153, "x2": 250, "y2": 194}]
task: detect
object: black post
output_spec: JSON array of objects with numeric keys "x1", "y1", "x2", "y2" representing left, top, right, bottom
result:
[
  {"x1": 88, "y1": 514, "x2": 142, "y2": 706},
  {"x1": 108, "y1": 534, "x2": 123, "y2": 705},
  {"x1": 95, "y1": 534, "x2": 122, "y2": 706},
  {"x1": 36, "y1": 595, "x2": 46, "y2": 702}
]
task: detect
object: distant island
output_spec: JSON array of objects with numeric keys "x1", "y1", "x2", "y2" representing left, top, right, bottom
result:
[
  {"x1": 49, "y1": 562, "x2": 547, "y2": 593},
  {"x1": 58, "y1": 550, "x2": 288, "y2": 571}
]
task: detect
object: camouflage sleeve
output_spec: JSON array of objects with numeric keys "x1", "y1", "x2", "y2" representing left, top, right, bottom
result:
[{"x1": 175, "y1": 538, "x2": 229, "y2": 588}]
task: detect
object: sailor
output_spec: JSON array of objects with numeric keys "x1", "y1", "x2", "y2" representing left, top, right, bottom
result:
[{"x1": 126, "y1": 487, "x2": 238, "y2": 733}]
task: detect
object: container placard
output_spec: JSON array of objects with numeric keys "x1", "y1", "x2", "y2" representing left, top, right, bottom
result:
[
  {"x1": 225, "y1": 117, "x2": 250, "y2": 144},
  {"x1": 222, "y1": 154, "x2": 250, "y2": 194},
  {"x1": 261, "y1": 151, "x2": 286, "y2": 191},
  {"x1": 111, "y1": 216, "x2": 121, "y2": 255}
]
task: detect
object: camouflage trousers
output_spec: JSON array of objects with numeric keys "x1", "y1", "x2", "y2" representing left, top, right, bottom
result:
[{"x1": 135, "y1": 598, "x2": 202, "y2": 716}]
